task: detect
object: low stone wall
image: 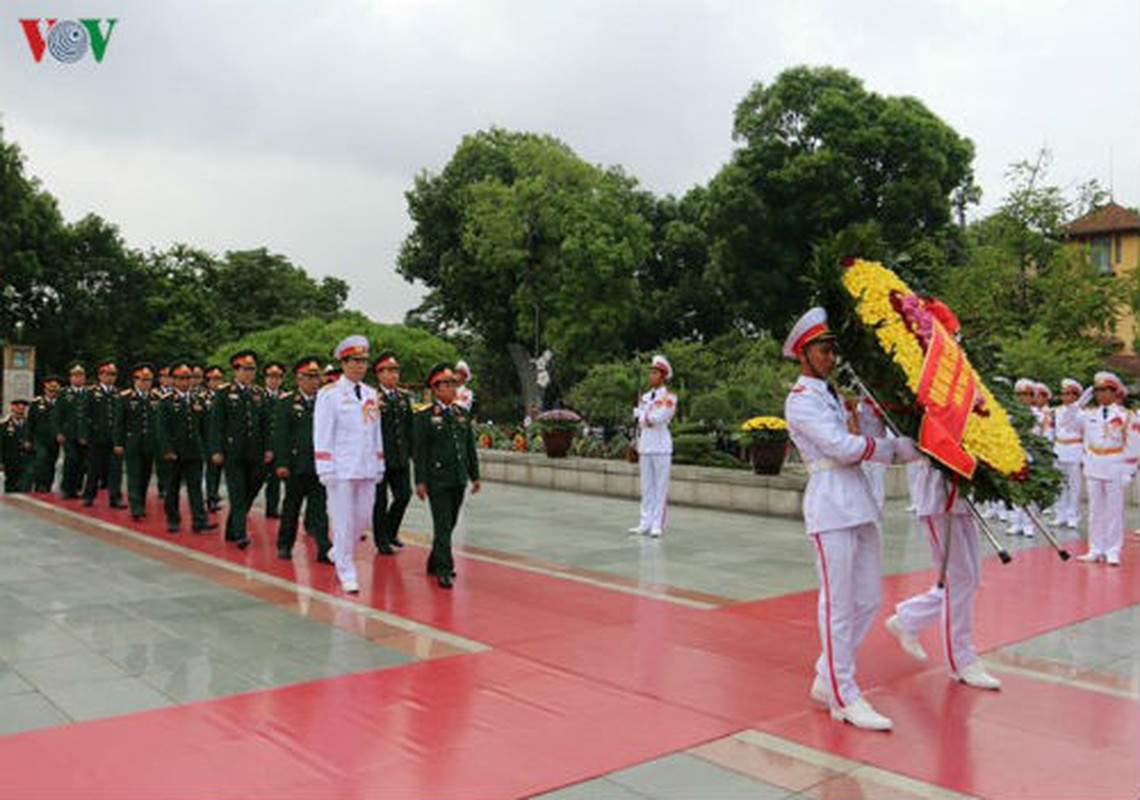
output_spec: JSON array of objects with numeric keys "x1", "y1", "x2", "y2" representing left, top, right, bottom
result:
[{"x1": 479, "y1": 450, "x2": 810, "y2": 517}]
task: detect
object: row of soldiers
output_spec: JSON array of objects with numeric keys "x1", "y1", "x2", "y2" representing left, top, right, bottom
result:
[{"x1": 0, "y1": 350, "x2": 479, "y2": 582}]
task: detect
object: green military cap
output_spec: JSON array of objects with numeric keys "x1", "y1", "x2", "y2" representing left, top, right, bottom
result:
[
  {"x1": 264, "y1": 360, "x2": 287, "y2": 378},
  {"x1": 426, "y1": 362, "x2": 457, "y2": 386},
  {"x1": 66, "y1": 360, "x2": 86, "y2": 375},
  {"x1": 293, "y1": 355, "x2": 324, "y2": 377},
  {"x1": 229, "y1": 350, "x2": 258, "y2": 369}
]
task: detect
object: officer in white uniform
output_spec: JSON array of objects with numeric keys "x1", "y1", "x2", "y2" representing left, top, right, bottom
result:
[
  {"x1": 629, "y1": 355, "x2": 677, "y2": 537},
  {"x1": 314, "y1": 335, "x2": 385, "y2": 592},
  {"x1": 1052, "y1": 378, "x2": 1084, "y2": 528},
  {"x1": 454, "y1": 360, "x2": 475, "y2": 413},
  {"x1": 885, "y1": 457, "x2": 1002, "y2": 690},
  {"x1": 1006, "y1": 378, "x2": 1038, "y2": 537},
  {"x1": 783, "y1": 307, "x2": 919, "y2": 732},
  {"x1": 1061, "y1": 372, "x2": 1130, "y2": 566}
]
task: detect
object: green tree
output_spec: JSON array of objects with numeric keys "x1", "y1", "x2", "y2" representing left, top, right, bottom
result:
[{"x1": 708, "y1": 65, "x2": 978, "y2": 334}]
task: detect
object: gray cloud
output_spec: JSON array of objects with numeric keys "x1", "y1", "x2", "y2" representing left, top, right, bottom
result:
[{"x1": 1, "y1": 0, "x2": 1136, "y2": 322}]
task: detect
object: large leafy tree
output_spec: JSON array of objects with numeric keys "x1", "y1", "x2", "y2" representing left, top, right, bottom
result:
[
  {"x1": 707, "y1": 65, "x2": 978, "y2": 334},
  {"x1": 398, "y1": 129, "x2": 653, "y2": 409}
]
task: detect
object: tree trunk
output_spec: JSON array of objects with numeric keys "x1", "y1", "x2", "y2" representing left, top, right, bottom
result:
[{"x1": 508, "y1": 343, "x2": 543, "y2": 419}]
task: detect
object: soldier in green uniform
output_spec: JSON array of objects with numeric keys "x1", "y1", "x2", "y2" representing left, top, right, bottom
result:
[
  {"x1": 152, "y1": 364, "x2": 174, "y2": 500},
  {"x1": 260, "y1": 360, "x2": 287, "y2": 518},
  {"x1": 118, "y1": 363, "x2": 160, "y2": 519},
  {"x1": 56, "y1": 362, "x2": 89, "y2": 498},
  {"x1": 208, "y1": 350, "x2": 270, "y2": 548},
  {"x1": 202, "y1": 365, "x2": 226, "y2": 512},
  {"x1": 274, "y1": 356, "x2": 330, "y2": 562},
  {"x1": 413, "y1": 363, "x2": 481, "y2": 589},
  {"x1": 24, "y1": 375, "x2": 62, "y2": 492},
  {"x1": 81, "y1": 360, "x2": 125, "y2": 508},
  {"x1": 157, "y1": 361, "x2": 218, "y2": 534},
  {"x1": 372, "y1": 350, "x2": 414, "y2": 555},
  {"x1": 2, "y1": 399, "x2": 32, "y2": 492}
]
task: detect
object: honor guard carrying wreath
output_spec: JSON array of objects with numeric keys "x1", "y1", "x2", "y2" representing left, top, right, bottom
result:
[
  {"x1": 314, "y1": 336, "x2": 385, "y2": 593},
  {"x1": 783, "y1": 307, "x2": 921, "y2": 732},
  {"x1": 628, "y1": 355, "x2": 676, "y2": 537}
]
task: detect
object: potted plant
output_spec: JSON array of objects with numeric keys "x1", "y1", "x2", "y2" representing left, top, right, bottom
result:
[
  {"x1": 531, "y1": 409, "x2": 584, "y2": 458},
  {"x1": 733, "y1": 415, "x2": 789, "y2": 474}
]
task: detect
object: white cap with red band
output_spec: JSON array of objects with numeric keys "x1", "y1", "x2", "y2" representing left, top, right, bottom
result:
[{"x1": 783, "y1": 307, "x2": 835, "y2": 360}]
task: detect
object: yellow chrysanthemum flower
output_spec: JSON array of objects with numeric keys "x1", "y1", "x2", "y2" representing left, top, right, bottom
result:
[
  {"x1": 840, "y1": 259, "x2": 1027, "y2": 476},
  {"x1": 741, "y1": 415, "x2": 787, "y2": 431}
]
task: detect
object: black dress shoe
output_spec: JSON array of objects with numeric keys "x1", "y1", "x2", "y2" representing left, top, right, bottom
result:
[
  {"x1": 277, "y1": 548, "x2": 292, "y2": 559},
  {"x1": 236, "y1": 537, "x2": 251, "y2": 549},
  {"x1": 131, "y1": 512, "x2": 145, "y2": 521},
  {"x1": 62, "y1": 492, "x2": 78, "y2": 500},
  {"x1": 376, "y1": 542, "x2": 395, "y2": 556},
  {"x1": 391, "y1": 538, "x2": 405, "y2": 548},
  {"x1": 82, "y1": 498, "x2": 94, "y2": 507},
  {"x1": 437, "y1": 573, "x2": 454, "y2": 589},
  {"x1": 192, "y1": 522, "x2": 218, "y2": 532},
  {"x1": 166, "y1": 524, "x2": 179, "y2": 534},
  {"x1": 316, "y1": 552, "x2": 333, "y2": 564},
  {"x1": 110, "y1": 500, "x2": 126, "y2": 509}
]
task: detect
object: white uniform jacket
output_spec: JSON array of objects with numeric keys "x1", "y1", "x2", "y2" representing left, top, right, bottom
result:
[
  {"x1": 910, "y1": 458, "x2": 969, "y2": 517},
  {"x1": 1032, "y1": 407, "x2": 1054, "y2": 442},
  {"x1": 1053, "y1": 402, "x2": 1083, "y2": 463},
  {"x1": 785, "y1": 376, "x2": 903, "y2": 535},
  {"x1": 634, "y1": 387, "x2": 677, "y2": 455},
  {"x1": 313, "y1": 377, "x2": 385, "y2": 481},
  {"x1": 1058, "y1": 392, "x2": 1130, "y2": 481}
]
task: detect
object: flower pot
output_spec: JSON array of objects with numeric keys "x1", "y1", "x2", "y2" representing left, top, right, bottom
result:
[
  {"x1": 542, "y1": 429, "x2": 575, "y2": 458},
  {"x1": 750, "y1": 440, "x2": 787, "y2": 475}
]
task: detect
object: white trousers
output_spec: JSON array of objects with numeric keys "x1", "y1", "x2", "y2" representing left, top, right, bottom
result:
[
  {"x1": 1086, "y1": 476, "x2": 1124, "y2": 560},
  {"x1": 895, "y1": 514, "x2": 981, "y2": 673},
  {"x1": 862, "y1": 462, "x2": 887, "y2": 513},
  {"x1": 325, "y1": 478, "x2": 375, "y2": 585},
  {"x1": 811, "y1": 523, "x2": 881, "y2": 708},
  {"x1": 638, "y1": 453, "x2": 671, "y2": 533},
  {"x1": 1054, "y1": 460, "x2": 1082, "y2": 526}
]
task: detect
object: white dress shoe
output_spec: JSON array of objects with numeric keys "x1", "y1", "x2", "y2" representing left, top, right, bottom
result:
[
  {"x1": 648, "y1": 528, "x2": 663, "y2": 538},
  {"x1": 953, "y1": 660, "x2": 1001, "y2": 690},
  {"x1": 810, "y1": 675, "x2": 829, "y2": 706},
  {"x1": 342, "y1": 579, "x2": 360, "y2": 593},
  {"x1": 830, "y1": 697, "x2": 893, "y2": 731},
  {"x1": 1076, "y1": 552, "x2": 1105, "y2": 563},
  {"x1": 886, "y1": 615, "x2": 927, "y2": 661},
  {"x1": 627, "y1": 526, "x2": 647, "y2": 535},
  {"x1": 1106, "y1": 556, "x2": 1121, "y2": 566},
  {"x1": 1004, "y1": 524, "x2": 1020, "y2": 535},
  {"x1": 1021, "y1": 527, "x2": 1035, "y2": 538},
  {"x1": 1065, "y1": 520, "x2": 1079, "y2": 529}
]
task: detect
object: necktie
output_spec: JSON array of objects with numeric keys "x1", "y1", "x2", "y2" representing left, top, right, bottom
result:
[
  {"x1": 354, "y1": 384, "x2": 362, "y2": 401},
  {"x1": 1103, "y1": 407, "x2": 1108, "y2": 420}
]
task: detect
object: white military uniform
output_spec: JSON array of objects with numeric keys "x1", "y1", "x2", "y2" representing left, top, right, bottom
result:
[
  {"x1": 314, "y1": 374, "x2": 385, "y2": 589},
  {"x1": 857, "y1": 397, "x2": 888, "y2": 512},
  {"x1": 634, "y1": 382, "x2": 677, "y2": 535},
  {"x1": 1052, "y1": 380, "x2": 1084, "y2": 528},
  {"x1": 892, "y1": 459, "x2": 985, "y2": 675},
  {"x1": 1060, "y1": 379, "x2": 1130, "y2": 564},
  {"x1": 785, "y1": 374, "x2": 909, "y2": 709},
  {"x1": 1007, "y1": 379, "x2": 1040, "y2": 537}
]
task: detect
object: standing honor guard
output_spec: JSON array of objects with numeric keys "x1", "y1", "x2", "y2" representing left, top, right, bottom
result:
[
  {"x1": 885, "y1": 457, "x2": 1002, "y2": 690},
  {"x1": 371, "y1": 350, "x2": 414, "y2": 555},
  {"x1": 2, "y1": 399, "x2": 32, "y2": 492},
  {"x1": 202, "y1": 365, "x2": 226, "y2": 512},
  {"x1": 1062, "y1": 372, "x2": 1130, "y2": 566},
  {"x1": 57, "y1": 362, "x2": 89, "y2": 498},
  {"x1": 628, "y1": 355, "x2": 676, "y2": 537},
  {"x1": 454, "y1": 360, "x2": 475, "y2": 413},
  {"x1": 314, "y1": 336, "x2": 385, "y2": 593},
  {"x1": 157, "y1": 362, "x2": 217, "y2": 534},
  {"x1": 783, "y1": 307, "x2": 920, "y2": 731},
  {"x1": 260, "y1": 360, "x2": 287, "y2": 518},
  {"x1": 208, "y1": 350, "x2": 270, "y2": 549},
  {"x1": 81, "y1": 361, "x2": 125, "y2": 508},
  {"x1": 414, "y1": 363, "x2": 480, "y2": 589},
  {"x1": 274, "y1": 356, "x2": 331, "y2": 563},
  {"x1": 119, "y1": 364, "x2": 160, "y2": 519},
  {"x1": 1053, "y1": 378, "x2": 1085, "y2": 529}
]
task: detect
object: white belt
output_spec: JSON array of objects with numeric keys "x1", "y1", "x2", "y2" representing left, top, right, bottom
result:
[{"x1": 808, "y1": 458, "x2": 839, "y2": 473}]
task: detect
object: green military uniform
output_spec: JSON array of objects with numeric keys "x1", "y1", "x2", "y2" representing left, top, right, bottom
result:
[
  {"x1": 153, "y1": 368, "x2": 174, "y2": 500},
  {"x1": 261, "y1": 390, "x2": 286, "y2": 518},
  {"x1": 56, "y1": 366, "x2": 89, "y2": 498},
  {"x1": 273, "y1": 376, "x2": 330, "y2": 560},
  {"x1": 413, "y1": 394, "x2": 480, "y2": 583},
  {"x1": 81, "y1": 369, "x2": 125, "y2": 507},
  {"x1": 207, "y1": 352, "x2": 269, "y2": 547},
  {"x1": 157, "y1": 370, "x2": 215, "y2": 533},
  {"x1": 118, "y1": 369, "x2": 160, "y2": 518},
  {"x1": 24, "y1": 384, "x2": 60, "y2": 492},
  {"x1": 372, "y1": 371, "x2": 415, "y2": 553},
  {"x1": 201, "y1": 369, "x2": 225, "y2": 511},
  {"x1": 2, "y1": 404, "x2": 32, "y2": 492}
]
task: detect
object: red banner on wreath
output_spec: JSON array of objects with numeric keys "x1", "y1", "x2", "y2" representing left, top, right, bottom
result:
[{"x1": 916, "y1": 320, "x2": 977, "y2": 478}]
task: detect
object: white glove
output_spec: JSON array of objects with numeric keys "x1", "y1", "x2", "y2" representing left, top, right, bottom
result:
[{"x1": 893, "y1": 436, "x2": 923, "y2": 463}]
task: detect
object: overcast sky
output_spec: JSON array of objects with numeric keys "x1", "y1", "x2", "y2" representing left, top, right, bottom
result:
[{"x1": 1, "y1": 0, "x2": 1137, "y2": 323}]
